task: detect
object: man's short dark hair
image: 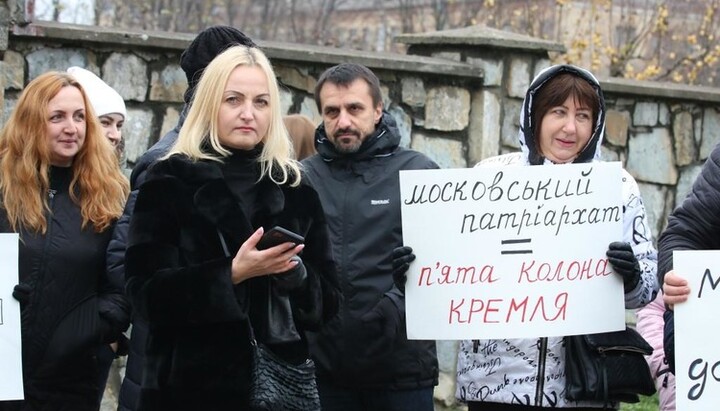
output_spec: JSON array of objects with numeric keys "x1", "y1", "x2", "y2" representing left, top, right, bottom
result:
[{"x1": 314, "y1": 63, "x2": 382, "y2": 112}]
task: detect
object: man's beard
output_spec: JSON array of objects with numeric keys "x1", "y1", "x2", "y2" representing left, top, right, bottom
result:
[{"x1": 333, "y1": 128, "x2": 363, "y2": 153}]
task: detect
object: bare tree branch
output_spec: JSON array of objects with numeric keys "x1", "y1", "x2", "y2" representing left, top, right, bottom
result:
[
  {"x1": 431, "y1": 0, "x2": 448, "y2": 30},
  {"x1": 314, "y1": 0, "x2": 338, "y2": 44}
]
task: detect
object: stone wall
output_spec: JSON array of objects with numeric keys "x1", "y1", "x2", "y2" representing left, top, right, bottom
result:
[{"x1": 3, "y1": 19, "x2": 720, "y2": 411}]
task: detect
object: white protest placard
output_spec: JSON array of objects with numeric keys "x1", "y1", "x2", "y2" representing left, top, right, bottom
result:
[
  {"x1": 0, "y1": 233, "x2": 23, "y2": 400},
  {"x1": 399, "y1": 162, "x2": 625, "y2": 340},
  {"x1": 674, "y1": 250, "x2": 720, "y2": 411}
]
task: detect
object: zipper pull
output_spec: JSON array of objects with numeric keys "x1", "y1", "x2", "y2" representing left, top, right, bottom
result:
[{"x1": 48, "y1": 189, "x2": 57, "y2": 199}]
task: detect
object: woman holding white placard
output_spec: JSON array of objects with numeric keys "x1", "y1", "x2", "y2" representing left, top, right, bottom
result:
[{"x1": 455, "y1": 64, "x2": 658, "y2": 410}]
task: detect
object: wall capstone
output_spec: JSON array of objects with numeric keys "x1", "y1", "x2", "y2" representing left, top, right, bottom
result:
[{"x1": 431, "y1": 51, "x2": 462, "y2": 61}]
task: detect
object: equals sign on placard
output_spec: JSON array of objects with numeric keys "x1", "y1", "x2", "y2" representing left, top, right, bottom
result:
[{"x1": 501, "y1": 238, "x2": 532, "y2": 255}]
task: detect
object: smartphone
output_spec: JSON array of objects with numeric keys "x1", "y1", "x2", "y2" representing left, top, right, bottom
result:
[{"x1": 256, "y1": 226, "x2": 305, "y2": 250}]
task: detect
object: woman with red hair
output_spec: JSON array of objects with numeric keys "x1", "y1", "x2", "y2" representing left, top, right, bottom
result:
[{"x1": 0, "y1": 71, "x2": 130, "y2": 410}]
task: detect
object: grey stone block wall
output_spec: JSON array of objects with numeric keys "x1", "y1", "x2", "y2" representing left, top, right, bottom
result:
[{"x1": 3, "y1": 21, "x2": 720, "y2": 411}]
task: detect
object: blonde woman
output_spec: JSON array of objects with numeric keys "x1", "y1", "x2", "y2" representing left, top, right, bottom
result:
[
  {"x1": 125, "y1": 45, "x2": 340, "y2": 410},
  {"x1": 0, "y1": 71, "x2": 129, "y2": 410}
]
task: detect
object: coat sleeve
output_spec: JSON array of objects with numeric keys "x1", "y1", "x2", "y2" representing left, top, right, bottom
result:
[
  {"x1": 287, "y1": 184, "x2": 341, "y2": 330},
  {"x1": 356, "y1": 154, "x2": 437, "y2": 346},
  {"x1": 125, "y1": 175, "x2": 243, "y2": 326},
  {"x1": 658, "y1": 143, "x2": 720, "y2": 282},
  {"x1": 98, "y1": 217, "x2": 132, "y2": 343},
  {"x1": 106, "y1": 190, "x2": 136, "y2": 291},
  {"x1": 619, "y1": 169, "x2": 658, "y2": 309}
]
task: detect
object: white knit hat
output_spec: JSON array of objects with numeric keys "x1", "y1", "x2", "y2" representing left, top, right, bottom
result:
[{"x1": 67, "y1": 66, "x2": 126, "y2": 119}]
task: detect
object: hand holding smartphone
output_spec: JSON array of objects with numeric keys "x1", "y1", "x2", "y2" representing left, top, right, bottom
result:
[{"x1": 256, "y1": 226, "x2": 304, "y2": 250}]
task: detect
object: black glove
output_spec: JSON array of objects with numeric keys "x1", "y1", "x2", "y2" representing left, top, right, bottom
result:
[
  {"x1": 359, "y1": 296, "x2": 403, "y2": 358},
  {"x1": 606, "y1": 241, "x2": 641, "y2": 292},
  {"x1": 115, "y1": 334, "x2": 131, "y2": 357},
  {"x1": 273, "y1": 256, "x2": 307, "y2": 292},
  {"x1": 392, "y1": 246, "x2": 415, "y2": 294},
  {"x1": 12, "y1": 283, "x2": 31, "y2": 305}
]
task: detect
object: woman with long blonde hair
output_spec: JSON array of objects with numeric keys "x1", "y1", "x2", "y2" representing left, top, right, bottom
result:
[
  {"x1": 0, "y1": 71, "x2": 130, "y2": 410},
  {"x1": 125, "y1": 45, "x2": 340, "y2": 410}
]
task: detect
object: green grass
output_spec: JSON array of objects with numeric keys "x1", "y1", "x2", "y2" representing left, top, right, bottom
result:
[{"x1": 619, "y1": 394, "x2": 659, "y2": 410}]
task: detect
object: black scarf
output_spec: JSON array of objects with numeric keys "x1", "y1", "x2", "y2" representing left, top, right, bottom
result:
[{"x1": 220, "y1": 147, "x2": 261, "y2": 220}]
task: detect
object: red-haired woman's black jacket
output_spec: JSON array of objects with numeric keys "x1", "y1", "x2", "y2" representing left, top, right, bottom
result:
[{"x1": 0, "y1": 166, "x2": 130, "y2": 410}]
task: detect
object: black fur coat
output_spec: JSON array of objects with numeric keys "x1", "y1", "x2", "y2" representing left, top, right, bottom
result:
[{"x1": 125, "y1": 154, "x2": 339, "y2": 410}]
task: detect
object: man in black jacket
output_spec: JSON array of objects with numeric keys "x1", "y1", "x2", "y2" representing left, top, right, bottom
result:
[
  {"x1": 105, "y1": 25, "x2": 256, "y2": 411},
  {"x1": 302, "y1": 63, "x2": 439, "y2": 411},
  {"x1": 658, "y1": 142, "x2": 720, "y2": 375}
]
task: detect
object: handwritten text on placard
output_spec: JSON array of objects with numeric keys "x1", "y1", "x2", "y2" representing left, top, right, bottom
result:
[
  {"x1": 675, "y1": 251, "x2": 720, "y2": 411},
  {"x1": 400, "y1": 163, "x2": 625, "y2": 340}
]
